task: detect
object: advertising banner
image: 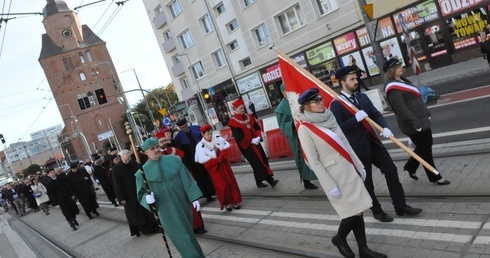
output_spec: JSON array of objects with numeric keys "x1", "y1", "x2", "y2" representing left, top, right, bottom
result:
[
  {"x1": 438, "y1": 0, "x2": 485, "y2": 17},
  {"x1": 306, "y1": 42, "x2": 336, "y2": 66},
  {"x1": 361, "y1": 46, "x2": 380, "y2": 76},
  {"x1": 393, "y1": 0, "x2": 439, "y2": 33},
  {"x1": 356, "y1": 17, "x2": 396, "y2": 46},
  {"x1": 333, "y1": 32, "x2": 358, "y2": 56},
  {"x1": 260, "y1": 63, "x2": 281, "y2": 84},
  {"x1": 247, "y1": 88, "x2": 270, "y2": 111},
  {"x1": 340, "y1": 52, "x2": 368, "y2": 77},
  {"x1": 236, "y1": 72, "x2": 262, "y2": 94}
]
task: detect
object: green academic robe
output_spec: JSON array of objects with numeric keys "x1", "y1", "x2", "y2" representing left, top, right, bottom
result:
[
  {"x1": 275, "y1": 98, "x2": 317, "y2": 181},
  {"x1": 136, "y1": 155, "x2": 205, "y2": 258}
]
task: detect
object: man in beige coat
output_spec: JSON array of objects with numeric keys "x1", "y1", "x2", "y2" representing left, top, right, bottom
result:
[{"x1": 296, "y1": 88, "x2": 386, "y2": 258}]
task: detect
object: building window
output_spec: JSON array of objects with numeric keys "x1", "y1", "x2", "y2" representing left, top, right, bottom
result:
[
  {"x1": 244, "y1": 0, "x2": 256, "y2": 7},
  {"x1": 215, "y1": 2, "x2": 226, "y2": 15},
  {"x1": 227, "y1": 19, "x2": 239, "y2": 32},
  {"x1": 191, "y1": 61, "x2": 205, "y2": 80},
  {"x1": 62, "y1": 57, "x2": 75, "y2": 71},
  {"x1": 240, "y1": 57, "x2": 252, "y2": 68},
  {"x1": 77, "y1": 95, "x2": 91, "y2": 110},
  {"x1": 154, "y1": 5, "x2": 164, "y2": 16},
  {"x1": 254, "y1": 23, "x2": 270, "y2": 46},
  {"x1": 168, "y1": 0, "x2": 182, "y2": 19},
  {"x1": 200, "y1": 14, "x2": 214, "y2": 34},
  {"x1": 178, "y1": 29, "x2": 194, "y2": 49},
  {"x1": 228, "y1": 40, "x2": 239, "y2": 51},
  {"x1": 180, "y1": 77, "x2": 190, "y2": 89},
  {"x1": 79, "y1": 72, "x2": 87, "y2": 81},
  {"x1": 316, "y1": 0, "x2": 338, "y2": 15},
  {"x1": 86, "y1": 51, "x2": 92, "y2": 62},
  {"x1": 277, "y1": 5, "x2": 304, "y2": 34},
  {"x1": 78, "y1": 52, "x2": 85, "y2": 63},
  {"x1": 212, "y1": 49, "x2": 226, "y2": 68}
]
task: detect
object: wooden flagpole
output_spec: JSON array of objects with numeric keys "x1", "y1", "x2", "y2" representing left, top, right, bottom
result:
[{"x1": 272, "y1": 46, "x2": 439, "y2": 176}]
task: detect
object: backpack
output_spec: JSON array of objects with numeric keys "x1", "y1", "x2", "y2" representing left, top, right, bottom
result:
[{"x1": 481, "y1": 41, "x2": 490, "y2": 54}]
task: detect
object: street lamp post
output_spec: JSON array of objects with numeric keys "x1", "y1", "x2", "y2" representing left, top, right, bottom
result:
[
  {"x1": 108, "y1": 118, "x2": 121, "y2": 151},
  {"x1": 175, "y1": 53, "x2": 213, "y2": 128},
  {"x1": 122, "y1": 68, "x2": 158, "y2": 133}
]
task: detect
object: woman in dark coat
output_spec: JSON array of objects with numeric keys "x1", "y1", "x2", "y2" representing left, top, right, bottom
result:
[
  {"x1": 92, "y1": 158, "x2": 118, "y2": 206},
  {"x1": 112, "y1": 150, "x2": 158, "y2": 236},
  {"x1": 65, "y1": 162, "x2": 100, "y2": 219},
  {"x1": 47, "y1": 169, "x2": 80, "y2": 230}
]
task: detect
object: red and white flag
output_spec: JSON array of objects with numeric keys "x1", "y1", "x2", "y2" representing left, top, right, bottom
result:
[{"x1": 277, "y1": 52, "x2": 379, "y2": 140}]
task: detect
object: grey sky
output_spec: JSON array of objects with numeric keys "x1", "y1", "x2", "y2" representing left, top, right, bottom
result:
[{"x1": 0, "y1": 0, "x2": 170, "y2": 149}]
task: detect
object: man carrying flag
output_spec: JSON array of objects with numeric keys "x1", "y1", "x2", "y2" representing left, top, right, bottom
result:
[{"x1": 329, "y1": 66, "x2": 422, "y2": 222}]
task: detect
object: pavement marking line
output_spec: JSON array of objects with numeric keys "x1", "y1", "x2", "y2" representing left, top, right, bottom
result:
[
  {"x1": 483, "y1": 222, "x2": 490, "y2": 229},
  {"x1": 201, "y1": 207, "x2": 272, "y2": 216},
  {"x1": 381, "y1": 126, "x2": 490, "y2": 144},
  {"x1": 203, "y1": 214, "x2": 261, "y2": 223},
  {"x1": 473, "y1": 236, "x2": 490, "y2": 244}
]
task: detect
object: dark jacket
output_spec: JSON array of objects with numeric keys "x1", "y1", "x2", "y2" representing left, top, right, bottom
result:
[
  {"x1": 385, "y1": 79, "x2": 431, "y2": 136},
  {"x1": 330, "y1": 93, "x2": 387, "y2": 156}
]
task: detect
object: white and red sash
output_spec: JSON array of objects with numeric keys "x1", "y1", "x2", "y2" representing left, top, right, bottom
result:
[
  {"x1": 299, "y1": 122, "x2": 359, "y2": 176},
  {"x1": 385, "y1": 82, "x2": 422, "y2": 98}
]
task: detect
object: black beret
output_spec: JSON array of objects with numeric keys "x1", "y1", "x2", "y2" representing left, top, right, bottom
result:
[
  {"x1": 69, "y1": 161, "x2": 79, "y2": 169},
  {"x1": 298, "y1": 88, "x2": 320, "y2": 105},
  {"x1": 383, "y1": 58, "x2": 402, "y2": 72},
  {"x1": 176, "y1": 118, "x2": 187, "y2": 126},
  {"x1": 335, "y1": 66, "x2": 356, "y2": 80}
]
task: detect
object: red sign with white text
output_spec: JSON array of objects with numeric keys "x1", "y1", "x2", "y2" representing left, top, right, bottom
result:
[
  {"x1": 438, "y1": 0, "x2": 485, "y2": 17},
  {"x1": 333, "y1": 32, "x2": 358, "y2": 55}
]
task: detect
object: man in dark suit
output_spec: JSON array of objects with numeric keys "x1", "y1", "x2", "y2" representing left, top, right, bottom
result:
[{"x1": 329, "y1": 66, "x2": 422, "y2": 222}]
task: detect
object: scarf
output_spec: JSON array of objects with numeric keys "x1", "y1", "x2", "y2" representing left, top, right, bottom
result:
[{"x1": 298, "y1": 109, "x2": 338, "y2": 130}]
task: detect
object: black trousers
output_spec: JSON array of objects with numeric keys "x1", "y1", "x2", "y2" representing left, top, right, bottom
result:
[
  {"x1": 404, "y1": 129, "x2": 443, "y2": 182},
  {"x1": 359, "y1": 142, "x2": 407, "y2": 213}
]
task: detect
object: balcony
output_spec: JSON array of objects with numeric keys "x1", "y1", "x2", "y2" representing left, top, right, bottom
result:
[
  {"x1": 152, "y1": 12, "x2": 167, "y2": 29},
  {"x1": 163, "y1": 38, "x2": 176, "y2": 53},
  {"x1": 171, "y1": 62, "x2": 185, "y2": 77},
  {"x1": 180, "y1": 87, "x2": 196, "y2": 101}
]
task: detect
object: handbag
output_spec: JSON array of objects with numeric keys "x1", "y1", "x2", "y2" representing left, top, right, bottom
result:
[{"x1": 33, "y1": 191, "x2": 42, "y2": 198}]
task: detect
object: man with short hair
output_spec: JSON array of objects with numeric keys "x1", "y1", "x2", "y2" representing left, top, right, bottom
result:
[
  {"x1": 65, "y1": 161, "x2": 100, "y2": 219},
  {"x1": 136, "y1": 138, "x2": 205, "y2": 257},
  {"x1": 329, "y1": 66, "x2": 422, "y2": 222}
]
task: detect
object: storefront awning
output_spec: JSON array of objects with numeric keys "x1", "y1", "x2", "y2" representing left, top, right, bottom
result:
[{"x1": 183, "y1": 106, "x2": 190, "y2": 116}]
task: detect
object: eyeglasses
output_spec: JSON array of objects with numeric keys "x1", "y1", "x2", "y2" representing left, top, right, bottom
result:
[{"x1": 309, "y1": 96, "x2": 324, "y2": 104}]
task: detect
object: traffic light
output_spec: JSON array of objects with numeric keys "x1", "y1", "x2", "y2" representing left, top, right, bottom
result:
[
  {"x1": 95, "y1": 88, "x2": 108, "y2": 105},
  {"x1": 0, "y1": 134, "x2": 5, "y2": 144},
  {"x1": 202, "y1": 89, "x2": 212, "y2": 103}
]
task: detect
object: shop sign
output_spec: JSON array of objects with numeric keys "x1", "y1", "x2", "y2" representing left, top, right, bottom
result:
[
  {"x1": 291, "y1": 52, "x2": 308, "y2": 69},
  {"x1": 333, "y1": 32, "x2": 358, "y2": 56},
  {"x1": 438, "y1": 0, "x2": 484, "y2": 17},
  {"x1": 356, "y1": 17, "x2": 396, "y2": 46},
  {"x1": 260, "y1": 63, "x2": 282, "y2": 84},
  {"x1": 236, "y1": 72, "x2": 262, "y2": 94},
  {"x1": 452, "y1": 12, "x2": 488, "y2": 38},
  {"x1": 247, "y1": 88, "x2": 270, "y2": 111},
  {"x1": 306, "y1": 42, "x2": 336, "y2": 66},
  {"x1": 393, "y1": 0, "x2": 439, "y2": 33}
]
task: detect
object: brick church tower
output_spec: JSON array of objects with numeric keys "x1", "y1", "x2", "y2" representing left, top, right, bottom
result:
[{"x1": 39, "y1": 0, "x2": 128, "y2": 161}]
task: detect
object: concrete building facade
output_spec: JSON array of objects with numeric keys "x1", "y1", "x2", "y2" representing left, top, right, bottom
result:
[{"x1": 143, "y1": 0, "x2": 488, "y2": 128}]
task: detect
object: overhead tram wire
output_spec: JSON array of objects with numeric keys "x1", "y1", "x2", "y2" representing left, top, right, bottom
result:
[{"x1": 97, "y1": 0, "x2": 128, "y2": 36}]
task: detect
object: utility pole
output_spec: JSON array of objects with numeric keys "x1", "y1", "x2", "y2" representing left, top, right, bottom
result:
[{"x1": 357, "y1": 0, "x2": 388, "y2": 85}]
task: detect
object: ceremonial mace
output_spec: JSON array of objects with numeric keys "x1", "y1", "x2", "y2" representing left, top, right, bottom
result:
[{"x1": 125, "y1": 122, "x2": 173, "y2": 257}]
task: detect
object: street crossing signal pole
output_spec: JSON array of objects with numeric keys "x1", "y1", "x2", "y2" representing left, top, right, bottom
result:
[{"x1": 358, "y1": 1, "x2": 388, "y2": 85}]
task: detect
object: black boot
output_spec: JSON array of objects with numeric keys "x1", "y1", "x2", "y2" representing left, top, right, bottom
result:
[
  {"x1": 266, "y1": 178, "x2": 279, "y2": 188},
  {"x1": 332, "y1": 216, "x2": 358, "y2": 258},
  {"x1": 303, "y1": 180, "x2": 318, "y2": 190},
  {"x1": 352, "y1": 215, "x2": 387, "y2": 258}
]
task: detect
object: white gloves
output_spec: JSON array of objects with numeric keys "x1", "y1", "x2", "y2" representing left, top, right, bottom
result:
[
  {"x1": 328, "y1": 186, "x2": 341, "y2": 199},
  {"x1": 192, "y1": 200, "x2": 201, "y2": 212},
  {"x1": 355, "y1": 110, "x2": 368, "y2": 122},
  {"x1": 145, "y1": 192, "x2": 155, "y2": 204},
  {"x1": 415, "y1": 128, "x2": 422, "y2": 132},
  {"x1": 95, "y1": 179, "x2": 100, "y2": 184},
  {"x1": 251, "y1": 137, "x2": 261, "y2": 145},
  {"x1": 360, "y1": 169, "x2": 366, "y2": 182},
  {"x1": 380, "y1": 128, "x2": 393, "y2": 138}
]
